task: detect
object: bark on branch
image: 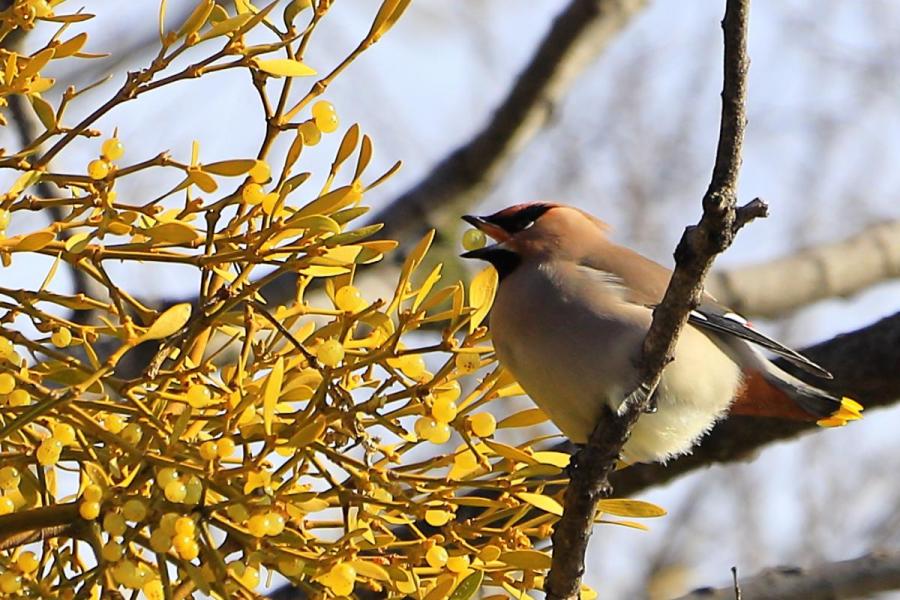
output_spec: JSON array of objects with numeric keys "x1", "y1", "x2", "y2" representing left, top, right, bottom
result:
[
  {"x1": 545, "y1": 2, "x2": 756, "y2": 598},
  {"x1": 707, "y1": 218, "x2": 900, "y2": 318},
  {"x1": 674, "y1": 551, "x2": 900, "y2": 600}
]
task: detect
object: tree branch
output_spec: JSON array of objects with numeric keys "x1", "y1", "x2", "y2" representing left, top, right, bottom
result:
[
  {"x1": 372, "y1": 0, "x2": 649, "y2": 242},
  {"x1": 707, "y1": 218, "x2": 900, "y2": 318},
  {"x1": 545, "y1": 2, "x2": 755, "y2": 598},
  {"x1": 674, "y1": 551, "x2": 900, "y2": 600}
]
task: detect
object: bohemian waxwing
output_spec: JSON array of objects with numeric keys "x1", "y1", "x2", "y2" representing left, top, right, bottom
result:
[{"x1": 460, "y1": 202, "x2": 862, "y2": 463}]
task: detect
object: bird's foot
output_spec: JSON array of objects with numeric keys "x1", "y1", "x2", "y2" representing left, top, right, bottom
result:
[{"x1": 617, "y1": 382, "x2": 657, "y2": 416}]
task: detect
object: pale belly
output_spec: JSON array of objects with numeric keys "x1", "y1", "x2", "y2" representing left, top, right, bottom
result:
[{"x1": 490, "y1": 264, "x2": 742, "y2": 463}]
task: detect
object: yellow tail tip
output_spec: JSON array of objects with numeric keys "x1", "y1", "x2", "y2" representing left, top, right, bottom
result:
[{"x1": 817, "y1": 397, "x2": 864, "y2": 427}]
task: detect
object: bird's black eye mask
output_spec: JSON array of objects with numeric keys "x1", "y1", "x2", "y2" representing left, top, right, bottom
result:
[{"x1": 486, "y1": 203, "x2": 553, "y2": 234}]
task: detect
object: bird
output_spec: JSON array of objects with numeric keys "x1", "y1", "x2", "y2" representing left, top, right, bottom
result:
[{"x1": 460, "y1": 202, "x2": 862, "y2": 464}]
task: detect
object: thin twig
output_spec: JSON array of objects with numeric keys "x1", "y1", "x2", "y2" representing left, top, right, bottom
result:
[{"x1": 545, "y1": 1, "x2": 758, "y2": 598}]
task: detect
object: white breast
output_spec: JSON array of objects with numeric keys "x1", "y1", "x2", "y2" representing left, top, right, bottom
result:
[{"x1": 490, "y1": 261, "x2": 743, "y2": 463}]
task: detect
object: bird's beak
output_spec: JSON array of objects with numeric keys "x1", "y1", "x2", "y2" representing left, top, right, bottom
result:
[
  {"x1": 460, "y1": 215, "x2": 512, "y2": 259},
  {"x1": 462, "y1": 215, "x2": 510, "y2": 243}
]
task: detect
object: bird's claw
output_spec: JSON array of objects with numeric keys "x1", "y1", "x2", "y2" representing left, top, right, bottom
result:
[{"x1": 617, "y1": 382, "x2": 657, "y2": 416}]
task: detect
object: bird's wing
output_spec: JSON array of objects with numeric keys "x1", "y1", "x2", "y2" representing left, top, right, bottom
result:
[{"x1": 688, "y1": 303, "x2": 832, "y2": 379}]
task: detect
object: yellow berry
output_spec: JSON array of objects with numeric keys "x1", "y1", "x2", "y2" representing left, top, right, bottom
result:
[
  {"x1": 36, "y1": 438, "x2": 62, "y2": 466},
  {"x1": 0, "y1": 571, "x2": 22, "y2": 595},
  {"x1": 216, "y1": 437, "x2": 236, "y2": 458},
  {"x1": 397, "y1": 355, "x2": 426, "y2": 380},
  {"x1": 16, "y1": 551, "x2": 39, "y2": 573},
  {"x1": 242, "y1": 182, "x2": 265, "y2": 205},
  {"x1": 173, "y1": 534, "x2": 199, "y2": 560},
  {"x1": 51, "y1": 326, "x2": 72, "y2": 348},
  {"x1": 446, "y1": 554, "x2": 470, "y2": 573},
  {"x1": 164, "y1": 480, "x2": 187, "y2": 503},
  {"x1": 414, "y1": 416, "x2": 437, "y2": 440},
  {"x1": 424, "y1": 509, "x2": 451, "y2": 527},
  {"x1": 0, "y1": 209, "x2": 10, "y2": 230},
  {"x1": 87, "y1": 158, "x2": 110, "y2": 180},
  {"x1": 150, "y1": 528, "x2": 172, "y2": 553},
  {"x1": 425, "y1": 545, "x2": 448, "y2": 568},
  {"x1": 186, "y1": 383, "x2": 212, "y2": 408},
  {"x1": 0, "y1": 466, "x2": 20, "y2": 490},
  {"x1": 316, "y1": 339, "x2": 344, "y2": 368},
  {"x1": 156, "y1": 468, "x2": 178, "y2": 489},
  {"x1": 184, "y1": 477, "x2": 202, "y2": 506},
  {"x1": 0, "y1": 495, "x2": 14, "y2": 515},
  {"x1": 298, "y1": 120, "x2": 321, "y2": 145},
  {"x1": 52, "y1": 422, "x2": 76, "y2": 445},
  {"x1": 278, "y1": 557, "x2": 305, "y2": 577},
  {"x1": 175, "y1": 516, "x2": 195, "y2": 536},
  {"x1": 101, "y1": 138, "x2": 125, "y2": 161},
  {"x1": 469, "y1": 412, "x2": 497, "y2": 438},
  {"x1": 312, "y1": 101, "x2": 339, "y2": 133},
  {"x1": 462, "y1": 228, "x2": 486, "y2": 251},
  {"x1": 226, "y1": 503, "x2": 249, "y2": 523},
  {"x1": 0, "y1": 337, "x2": 14, "y2": 360},
  {"x1": 479, "y1": 545, "x2": 501, "y2": 562},
  {"x1": 199, "y1": 440, "x2": 218, "y2": 461},
  {"x1": 454, "y1": 351, "x2": 480, "y2": 374},
  {"x1": 83, "y1": 484, "x2": 103, "y2": 502},
  {"x1": 101, "y1": 540, "x2": 124, "y2": 562},
  {"x1": 0, "y1": 372, "x2": 15, "y2": 394},
  {"x1": 431, "y1": 398, "x2": 457, "y2": 423},
  {"x1": 159, "y1": 512, "x2": 179, "y2": 535},
  {"x1": 7, "y1": 388, "x2": 29, "y2": 406},
  {"x1": 122, "y1": 499, "x2": 147, "y2": 522},
  {"x1": 112, "y1": 559, "x2": 138, "y2": 587},
  {"x1": 121, "y1": 423, "x2": 142, "y2": 445},
  {"x1": 334, "y1": 285, "x2": 365, "y2": 312},
  {"x1": 143, "y1": 579, "x2": 165, "y2": 600},
  {"x1": 247, "y1": 513, "x2": 270, "y2": 538},
  {"x1": 266, "y1": 512, "x2": 286, "y2": 536},
  {"x1": 103, "y1": 512, "x2": 127, "y2": 537},
  {"x1": 79, "y1": 500, "x2": 100, "y2": 520},
  {"x1": 329, "y1": 562, "x2": 356, "y2": 587},
  {"x1": 249, "y1": 160, "x2": 271, "y2": 184},
  {"x1": 433, "y1": 380, "x2": 461, "y2": 403},
  {"x1": 261, "y1": 191, "x2": 279, "y2": 215},
  {"x1": 311, "y1": 100, "x2": 336, "y2": 122},
  {"x1": 427, "y1": 421, "x2": 451, "y2": 444},
  {"x1": 103, "y1": 413, "x2": 126, "y2": 434}
]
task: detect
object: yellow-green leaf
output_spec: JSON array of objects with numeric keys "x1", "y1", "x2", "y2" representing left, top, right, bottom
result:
[
  {"x1": 288, "y1": 416, "x2": 327, "y2": 448},
  {"x1": 145, "y1": 222, "x2": 201, "y2": 245},
  {"x1": 143, "y1": 303, "x2": 192, "y2": 341},
  {"x1": 499, "y1": 549, "x2": 552, "y2": 570},
  {"x1": 596, "y1": 519, "x2": 650, "y2": 531},
  {"x1": 531, "y1": 451, "x2": 570, "y2": 469},
  {"x1": 30, "y1": 95, "x2": 56, "y2": 130},
  {"x1": 482, "y1": 440, "x2": 537, "y2": 466},
  {"x1": 198, "y1": 12, "x2": 252, "y2": 41},
  {"x1": 498, "y1": 408, "x2": 549, "y2": 429},
  {"x1": 423, "y1": 575, "x2": 456, "y2": 600},
  {"x1": 177, "y1": 0, "x2": 215, "y2": 38},
  {"x1": 187, "y1": 169, "x2": 218, "y2": 193},
  {"x1": 202, "y1": 159, "x2": 256, "y2": 176},
  {"x1": 333, "y1": 124, "x2": 360, "y2": 171},
  {"x1": 350, "y1": 559, "x2": 391, "y2": 582},
  {"x1": 412, "y1": 263, "x2": 442, "y2": 311},
  {"x1": 64, "y1": 231, "x2": 91, "y2": 253},
  {"x1": 14, "y1": 230, "x2": 55, "y2": 252},
  {"x1": 596, "y1": 499, "x2": 667, "y2": 518},
  {"x1": 294, "y1": 186, "x2": 357, "y2": 219},
  {"x1": 516, "y1": 492, "x2": 563, "y2": 517},
  {"x1": 468, "y1": 265, "x2": 497, "y2": 333},
  {"x1": 53, "y1": 33, "x2": 88, "y2": 58},
  {"x1": 263, "y1": 357, "x2": 284, "y2": 436},
  {"x1": 449, "y1": 569, "x2": 483, "y2": 600},
  {"x1": 254, "y1": 58, "x2": 316, "y2": 77}
]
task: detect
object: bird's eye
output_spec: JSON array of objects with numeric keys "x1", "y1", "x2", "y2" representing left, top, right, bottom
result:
[{"x1": 521, "y1": 220, "x2": 535, "y2": 230}]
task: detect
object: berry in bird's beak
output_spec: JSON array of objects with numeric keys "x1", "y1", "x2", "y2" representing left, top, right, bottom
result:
[{"x1": 461, "y1": 215, "x2": 511, "y2": 243}]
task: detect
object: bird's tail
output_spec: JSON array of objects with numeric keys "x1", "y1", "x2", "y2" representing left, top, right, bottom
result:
[{"x1": 731, "y1": 364, "x2": 863, "y2": 427}]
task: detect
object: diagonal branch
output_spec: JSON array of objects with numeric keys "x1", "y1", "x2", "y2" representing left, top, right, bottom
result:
[
  {"x1": 545, "y1": 1, "x2": 756, "y2": 598},
  {"x1": 673, "y1": 551, "x2": 900, "y2": 600}
]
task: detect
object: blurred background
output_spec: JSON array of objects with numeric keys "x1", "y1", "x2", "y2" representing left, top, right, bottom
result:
[{"x1": 6, "y1": 0, "x2": 900, "y2": 597}]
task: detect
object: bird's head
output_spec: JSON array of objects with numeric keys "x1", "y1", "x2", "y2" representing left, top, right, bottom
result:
[{"x1": 460, "y1": 202, "x2": 609, "y2": 277}]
